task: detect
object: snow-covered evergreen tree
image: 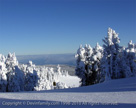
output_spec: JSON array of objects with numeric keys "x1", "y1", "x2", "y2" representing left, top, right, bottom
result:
[
  {"x1": 75, "y1": 44, "x2": 104, "y2": 86},
  {"x1": 126, "y1": 40, "x2": 136, "y2": 76},
  {"x1": 24, "y1": 61, "x2": 38, "y2": 91},
  {"x1": 62, "y1": 70, "x2": 68, "y2": 76},
  {"x1": 34, "y1": 66, "x2": 68, "y2": 91},
  {"x1": 102, "y1": 28, "x2": 121, "y2": 80},
  {"x1": 0, "y1": 54, "x2": 7, "y2": 92},
  {"x1": 56, "y1": 64, "x2": 62, "y2": 75},
  {"x1": 83, "y1": 43, "x2": 104, "y2": 85},
  {"x1": 83, "y1": 44, "x2": 94, "y2": 85},
  {"x1": 34, "y1": 67, "x2": 48, "y2": 91},
  {"x1": 118, "y1": 47, "x2": 132, "y2": 78},
  {"x1": 75, "y1": 45, "x2": 86, "y2": 85},
  {"x1": 92, "y1": 43, "x2": 103, "y2": 83},
  {"x1": 7, "y1": 66, "x2": 24, "y2": 92},
  {"x1": 5, "y1": 53, "x2": 25, "y2": 92},
  {"x1": 6, "y1": 53, "x2": 18, "y2": 72}
]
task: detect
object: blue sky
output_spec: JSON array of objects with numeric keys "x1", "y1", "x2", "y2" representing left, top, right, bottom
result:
[{"x1": 0, "y1": 0, "x2": 135, "y2": 55}]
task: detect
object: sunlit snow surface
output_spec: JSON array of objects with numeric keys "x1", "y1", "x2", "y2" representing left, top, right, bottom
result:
[{"x1": 0, "y1": 77, "x2": 136, "y2": 108}]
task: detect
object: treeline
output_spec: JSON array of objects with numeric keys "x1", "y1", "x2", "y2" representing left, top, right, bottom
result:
[
  {"x1": 75, "y1": 28, "x2": 136, "y2": 86},
  {"x1": 0, "y1": 53, "x2": 68, "y2": 92}
]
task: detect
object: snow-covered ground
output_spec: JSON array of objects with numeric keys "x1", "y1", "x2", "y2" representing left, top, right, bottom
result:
[
  {"x1": 58, "y1": 76, "x2": 81, "y2": 87},
  {"x1": 0, "y1": 77, "x2": 136, "y2": 108}
]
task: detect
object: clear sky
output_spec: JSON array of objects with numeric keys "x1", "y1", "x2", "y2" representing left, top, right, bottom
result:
[{"x1": 0, "y1": 0, "x2": 135, "y2": 55}]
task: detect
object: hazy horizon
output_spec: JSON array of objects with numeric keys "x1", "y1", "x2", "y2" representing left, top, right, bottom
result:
[{"x1": 16, "y1": 53, "x2": 76, "y2": 65}]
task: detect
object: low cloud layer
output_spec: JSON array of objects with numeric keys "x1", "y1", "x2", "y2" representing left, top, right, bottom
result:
[{"x1": 17, "y1": 54, "x2": 76, "y2": 66}]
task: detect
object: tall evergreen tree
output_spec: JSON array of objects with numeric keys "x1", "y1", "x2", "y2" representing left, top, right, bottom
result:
[
  {"x1": 5, "y1": 53, "x2": 24, "y2": 92},
  {"x1": 102, "y1": 28, "x2": 121, "y2": 80},
  {"x1": 92, "y1": 43, "x2": 103, "y2": 83},
  {"x1": 0, "y1": 53, "x2": 22, "y2": 92},
  {"x1": 0, "y1": 55, "x2": 7, "y2": 92},
  {"x1": 24, "y1": 61, "x2": 38, "y2": 91},
  {"x1": 126, "y1": 40, "x2": 136, "y2": 76},
  {"x1": 84, "y1": 44, "x2": 94, "y2": 85},
  {"x1": 75, "y1": 45, "x2": 86, "y2": 85},
  {"x1": 76, "y1": 44, "x2": 104, "y2": 86},
  {"x1": 118, "y1": 47, "x2": 132, "y2": 78}
]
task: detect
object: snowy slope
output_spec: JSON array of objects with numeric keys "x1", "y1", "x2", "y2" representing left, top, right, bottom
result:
[
  {"x1": 58, "y1": 76, "x2": 81, "y2": 88},
  {"x1": 0, "y1": 77, "x2": 136, "y2": 108}
]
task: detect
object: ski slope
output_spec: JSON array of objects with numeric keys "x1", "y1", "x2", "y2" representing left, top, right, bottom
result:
[
  {"x1": 58, "y1": 75, "x2": 81, "y2": 88},
  {"x1": 0, "y1": 77, "x2": 136, "y2": 108}
]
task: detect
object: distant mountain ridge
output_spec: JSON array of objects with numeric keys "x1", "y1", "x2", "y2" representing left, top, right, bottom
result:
[{"x1": 17, "y1": 54, "x2": 76, "y2": 66}]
